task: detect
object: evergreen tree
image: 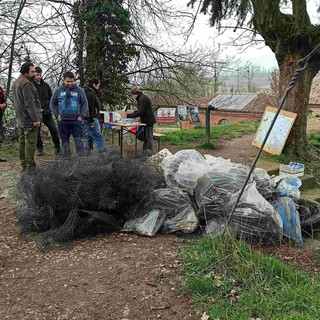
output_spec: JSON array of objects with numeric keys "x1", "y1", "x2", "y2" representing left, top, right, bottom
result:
[{"x1": 73, "y1": 0, "x2": 138, "y2": 107}]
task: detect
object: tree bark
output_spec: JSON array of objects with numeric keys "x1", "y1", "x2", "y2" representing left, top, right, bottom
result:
[
  {"x1": 250, "y1": 0, "x2": 320, "y2": 159},
  {"x1": 279, "y1": 53, "x2": 317, "y2": 159}
]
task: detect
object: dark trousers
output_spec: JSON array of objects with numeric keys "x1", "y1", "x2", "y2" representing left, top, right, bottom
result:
[
  {"x1": 37, "y1": 114, "x2": 60, "y2": 149},
  {"x1": 142, "y1": 125, "x2": 154, "y2": 155}
]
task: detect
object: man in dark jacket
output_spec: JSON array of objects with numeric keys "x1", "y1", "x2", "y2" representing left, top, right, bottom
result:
[
  {"x1": 12, "y1": 62, "x2": 42, "y2": 171},
  {"x1": 127, "y1": 85, "x2": 156, "y2": 156},
  {"x1": 50, "y1": 71, "x2": 88, "y2": 155},
  {"x1": 33, "y1": 66, "x2": 61, "y2": 155},
  {"x1": 83, "y1": 78, "x2": 105, "y2": 152}
]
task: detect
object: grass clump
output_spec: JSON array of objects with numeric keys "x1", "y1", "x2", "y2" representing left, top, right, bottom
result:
[
  {"x1": 308, "y1": 132, "x2": 320, "y2": 149},
  {"x1": 178, "y1": 235, "x2": 320, "y2": 320},
  {"x1": 0, "y1": 141, "x2": 19, "y2": 159},
  {"x1": 161, "y1": 121, "x2": 259, "y2": 148}
]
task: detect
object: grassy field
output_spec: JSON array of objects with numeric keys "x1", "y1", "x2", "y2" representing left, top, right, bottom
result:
[
  {"x1": 179, "y1": 235, "x2": 320, "y2": 320},
  {"x1": 161, "y1": 121, "x2": 259, "y2": 149}
]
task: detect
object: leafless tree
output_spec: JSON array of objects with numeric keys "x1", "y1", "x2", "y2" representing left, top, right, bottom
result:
[
  {"x1": 0, "y1": 0, "x2": 237, "y2": 107},
  {"x1": 0, "y1": 0, "x2": 75, "y2": 95}
]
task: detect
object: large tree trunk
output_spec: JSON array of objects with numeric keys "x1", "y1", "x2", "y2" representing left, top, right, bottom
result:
[{"x1": 278, "y1": 53, "x2": 317, "y2": 159}]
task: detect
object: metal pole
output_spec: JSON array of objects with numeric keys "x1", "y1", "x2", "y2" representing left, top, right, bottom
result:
[{"x1": 205, "y1": 108, "x2": 211, "y2": 145}]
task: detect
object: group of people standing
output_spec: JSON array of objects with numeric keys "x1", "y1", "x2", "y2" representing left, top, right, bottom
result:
[
  {"x1": 2, "y1": 62, "x2": 156, "y2": 172},
  {"x1": 10, "y1": 62, "x2": 105, "y2": 171}
]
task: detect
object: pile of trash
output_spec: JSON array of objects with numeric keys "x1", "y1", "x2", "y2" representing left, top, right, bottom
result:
[
  {"x1": 128, "y1": 149, "x2": 318, "y2": 246},
  {"x1": 14, "y1": 149, "x2": 320, "y2": 249}
]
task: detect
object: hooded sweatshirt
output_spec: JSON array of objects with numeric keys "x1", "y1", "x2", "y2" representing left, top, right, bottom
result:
[{"x1": 50, "y1": 83, "x2": 88, "y2": 120}]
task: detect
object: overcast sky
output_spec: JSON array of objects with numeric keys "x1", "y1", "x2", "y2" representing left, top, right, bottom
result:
[{"x1": 179, "y1": 0, "x2": 320, "y2": 69}]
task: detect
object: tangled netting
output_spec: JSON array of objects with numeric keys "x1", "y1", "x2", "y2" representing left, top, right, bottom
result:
[
  {"x1": 15, "y1": 151, "x2": 159, "y2": 249},
  {"x1": 14, "y1": 147, "x2": 320, "y2": 249}
]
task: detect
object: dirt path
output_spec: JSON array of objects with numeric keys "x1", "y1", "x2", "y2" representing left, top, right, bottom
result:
[
  {"x1": 0, "y1": 134, "x2": 318, "y2": 320},
  {"x1": 0, "y1": 189, "x2": 195, "y2": 320},
  {"x1": 0, "y1": 146, "x2": 198, "y2": 320}
]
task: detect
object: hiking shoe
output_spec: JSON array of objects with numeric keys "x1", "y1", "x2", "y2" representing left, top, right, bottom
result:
[
  {"x1": 37, "y1": 148, "x2": 44, "y2": 156},
  {"x1": 0, "y1": 158, "x2": 7, "y2": 162}
]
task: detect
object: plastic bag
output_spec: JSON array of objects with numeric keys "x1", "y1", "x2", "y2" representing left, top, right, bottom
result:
[
  {"x1": 271, "y1": 197, "x2": 303, "y2": 245},
  {"x1": 205, "y1": 218, "x2": 227, "y2": 236},
  {"x1": 160, "y1": 149, "x2": 210, "y2": 193},
  {"x1": 122, "y1": 209, "x2": 166, "y2": 237},
  {"x1": 195, "y1": 163, "x2": 252, "y2": 220},
  {"x1": 175, "y1": 160, "x2": 209, "y2": 192},
  {"x1": 154, "y1": 188, "x2": 199, "y2": 234},
  {"x1": 223, "y1": 182, "x2": 283, "y2": 244},
  {"x1": 204, "y1": 155, "x2": 233, "y2": 171},
  {"x1": 253, "y1": 168, "x2": 277, "y2": 200},
  {"x1": 274, "y1": 175, "x2": 301, "y2": 199}
]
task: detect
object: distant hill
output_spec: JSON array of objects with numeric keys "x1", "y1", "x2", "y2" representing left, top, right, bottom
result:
[
  {"x1": 223, "y1": 75, "x2": 270, "y2": 89},
  {"x1": 220, "y1": 74, "x2": 271, "y2": 93}
]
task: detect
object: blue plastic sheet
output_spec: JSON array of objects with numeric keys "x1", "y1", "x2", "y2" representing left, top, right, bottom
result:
[{"x1": 271, "y1": 197, "x2": 303, "y2": 245}]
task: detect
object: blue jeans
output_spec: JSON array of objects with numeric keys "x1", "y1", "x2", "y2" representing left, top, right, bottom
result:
[
  {"x1": 58, "y1": 120, "x2": 84, "y2": 155},
  {"x1": 83, "y1": 118, "x2": 105, "y2": 151}
]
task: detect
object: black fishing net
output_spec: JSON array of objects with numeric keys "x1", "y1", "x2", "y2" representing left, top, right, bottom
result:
[
  {"x1": 15, "y1": 151, "x2": 159, "y2": 249},
  {"x1": 296, "y1": 198, "x2": 320, "y2": 236}
]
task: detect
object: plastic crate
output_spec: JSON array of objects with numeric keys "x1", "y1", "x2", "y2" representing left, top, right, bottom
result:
[{"x1": 279, "y1": 163, "x2": 305, "y2": 177}]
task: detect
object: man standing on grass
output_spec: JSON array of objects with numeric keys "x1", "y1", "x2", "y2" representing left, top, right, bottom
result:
[
  {"x1": 12, "y1": 62, "x2": 42, "y2": 171},
  {"x1": 50, "y1": 71, "x2": 88, "y2": 156},
  {"x1": 33, "y1": 66, "x2": 61, "y2": 155}
]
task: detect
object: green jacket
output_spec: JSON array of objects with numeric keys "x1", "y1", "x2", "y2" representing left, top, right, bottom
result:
[{"x1": 12, "y1": 74, "x2": 42, "y2": 126}]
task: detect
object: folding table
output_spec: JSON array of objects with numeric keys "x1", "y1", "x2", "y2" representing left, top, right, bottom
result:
[{"x1": 104, "y1": 122, "x2": 146, "y2": 157}]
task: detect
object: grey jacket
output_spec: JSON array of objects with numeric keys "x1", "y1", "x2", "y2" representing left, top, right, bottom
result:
[{"x1": 12, "y1": 74, "x2": 42, "y2": 126}]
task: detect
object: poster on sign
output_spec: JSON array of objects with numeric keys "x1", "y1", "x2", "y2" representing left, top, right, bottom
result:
[
  {"x1": 252, "y1": 106, "x2": 297, "y2": 155},
  {"x1": 189, "y1": 107, "x2": 201, "y2": 125},
  {"x1": 157, "y1": 108, "x2": 177, "y2": 124},
  {"x1": 177, "y1": 105, "x2": 188, "y2": 121}
]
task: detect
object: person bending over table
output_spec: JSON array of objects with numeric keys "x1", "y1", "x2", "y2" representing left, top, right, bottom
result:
[{"x1": 127, "y1": 85, "x2": 156, "y2": 156}]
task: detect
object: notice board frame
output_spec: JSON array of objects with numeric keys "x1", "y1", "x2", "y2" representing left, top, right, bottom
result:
[{"x1": 252, "y1": 106, "x2": 297, "y2": 155}]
